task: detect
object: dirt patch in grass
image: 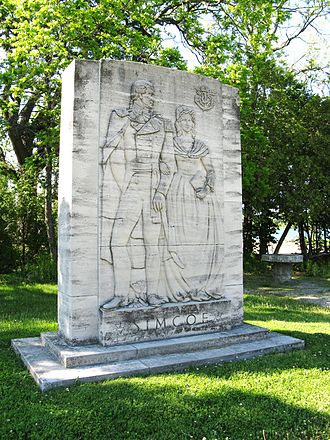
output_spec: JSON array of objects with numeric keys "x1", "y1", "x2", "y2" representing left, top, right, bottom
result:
[{"x1": 244, "y1": 273, "x2": 330, "y2": 308}]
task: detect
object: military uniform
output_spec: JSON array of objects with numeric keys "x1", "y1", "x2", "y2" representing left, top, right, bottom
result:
[{"x1": 102, "y1": 107, "x2": 174, "y2": 306}]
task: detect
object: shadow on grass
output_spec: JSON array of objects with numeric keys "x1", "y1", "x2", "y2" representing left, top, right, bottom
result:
[
  {"x1": 244, "y1": 272, "x2": 330, "y2": 291},
  {"x1": 1, "y1": 280, "x2": 329, "y2": 439},
  {"x1": 1, "y1": 371, "x2": 329, "y2": 440},
  {"x1": 0, "y1": 285, "x2": 57, "y2": 319},
  {"x1": 244, "y1": 294, "x2": 330, "y2": 324}
]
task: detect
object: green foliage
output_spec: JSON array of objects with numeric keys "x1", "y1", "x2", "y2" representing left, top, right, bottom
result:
[
  {"x1": 0, "y1": 0, "x2": 329, "y2": 267},
  {"x1": 305, "y1": 259, "x2": 330, "y2": 278},
  {"x1": 0, "y1": 175, "x2": 18, "y2": 272},
  {"x1": 21, "y1": 252, "x2": 57, "y2": 283},
  {"x1": 0, "y1": 157, "x2": 49, "y2": 270},
  {"x1": 195, "y1": 1, "x2": 330, "y2": 255},
  {"x1": 152, "y1": 47, "x2": 187, "y2": 70},
  {"x1": 243, "y1": 253, "x2": 270, "y2": 275},
  {"x1": 306, "y1": 260, "x2": 321, "y2": 277},
  {"x1": 15, "y1": 158, "x2": 48, "y2": 259},
  {"x1": 0, "y1": 277, "x2": 329, "y2": 439}
]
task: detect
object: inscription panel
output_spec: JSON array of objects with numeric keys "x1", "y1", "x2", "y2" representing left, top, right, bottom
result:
[{"x1": 100, "y1": 299, "x2": 238, "y2": 345}]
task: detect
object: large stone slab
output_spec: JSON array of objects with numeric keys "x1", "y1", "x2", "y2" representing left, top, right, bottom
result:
[
  {"x1": 57, "y1": 60, "x2": 243, "y2": 345},
  {"x1": 42, "y1": 323, "x2": 269, "y2": 368},
  {"x1": 261, "y1": 254, "x2": 304, "y2": 264},
  {"x1": 12, "y1": 324, "x2": 304, "y2": 391}
]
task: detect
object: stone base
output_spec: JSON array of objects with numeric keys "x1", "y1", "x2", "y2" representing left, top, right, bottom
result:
[
  {"x1": 100, "y1": 299, "x2": 237, "y2": 345},
  {"x1": 12, "y1": 323, "x2": 304, "y2": 391},
  {"x1": 272, "y1": 263, "x2": 293, "y2": 283}
]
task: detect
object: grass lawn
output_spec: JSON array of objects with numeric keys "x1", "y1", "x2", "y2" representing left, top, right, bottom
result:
[{"x1": 0, "y1": 274, "x2": 329, "y2": 440}]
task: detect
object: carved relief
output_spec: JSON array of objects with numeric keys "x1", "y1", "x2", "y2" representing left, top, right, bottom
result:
[
  {"x1": 161, "y1": 105, "x2": 224, "y2": 302},
  {"x1": 101, "y1": 84, "x2": 223, "y2": 310},
  {"x1": 194, "y1": 86, "x2": 216, "y2": 111},
  {"x1": 101, "y1": 79, "x2": 175, "y2": 309}
]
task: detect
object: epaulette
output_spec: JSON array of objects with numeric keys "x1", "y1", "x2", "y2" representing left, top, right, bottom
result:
[
  {"x1": 150, "y1": 115, "x2": 163, "y2": 131},
  {"x1": 112, "y1": 108, "x2": 130, "y2": 118}
]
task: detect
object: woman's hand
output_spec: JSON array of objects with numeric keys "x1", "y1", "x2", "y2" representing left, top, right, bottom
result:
[
  {"x1": 195, "y1": 186, "x2": 210, "y2": 199},
  {"x1": 159, "y1": 161, "x2": 171, "y2": 175}
]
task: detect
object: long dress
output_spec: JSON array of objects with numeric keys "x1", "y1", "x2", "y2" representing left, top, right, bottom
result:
[{"x1": 162, "y1": 136, "x2": 224, "y2": 302}]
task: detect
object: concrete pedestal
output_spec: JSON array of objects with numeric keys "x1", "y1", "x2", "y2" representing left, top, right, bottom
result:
[{"x1": 261, "y1": 254, "x2": 304, "y2": 283}]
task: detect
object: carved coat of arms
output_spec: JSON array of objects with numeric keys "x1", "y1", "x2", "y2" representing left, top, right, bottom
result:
[{"x1": 194, "y1": 86, "x2": 216, "y2": 111}]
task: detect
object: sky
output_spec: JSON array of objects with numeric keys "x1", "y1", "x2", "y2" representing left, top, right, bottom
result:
[{"x1": 161, "y1": 11, "x2": 330, "y2": 95}]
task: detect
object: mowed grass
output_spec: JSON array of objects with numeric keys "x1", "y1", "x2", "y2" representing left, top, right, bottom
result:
[{"x1": 0, "y1": 275, "x2": 329, "y2": 440}]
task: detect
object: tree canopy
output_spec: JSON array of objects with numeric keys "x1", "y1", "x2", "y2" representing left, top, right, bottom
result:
[{"x1": 0, "y1": 0, "x2": 329, "y2": 272}]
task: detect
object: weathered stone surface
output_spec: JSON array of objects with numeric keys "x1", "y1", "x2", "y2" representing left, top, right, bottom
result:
[
  {"x1": 100, "y1": 299, "x2": 239, "y2": 345},
  {"x1": 41, "y1": 323, "x2": 270, "y2": 368},
  {"x1": 57, "y1": 60, "x2": 244, "y2": 345},
  {"x1": 12, "y1": 324, "x2": 304, "y2": 391},
  {"x1": 12, "y1": 337, "x2": 149, "y2": 392},
  {"x1": 58, "y1": 61, "x2": 100, "y2": 343},
  {"x1": 261, "y1": 254, "x2": 304, "y2": 263},
  {"x1": 98, "y1": 63, "x2": 227, "y2": 317}
]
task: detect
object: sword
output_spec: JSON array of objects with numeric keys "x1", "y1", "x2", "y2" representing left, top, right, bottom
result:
[{"x1": 160, "y1": 208, "x2": 185, "y2": 269}]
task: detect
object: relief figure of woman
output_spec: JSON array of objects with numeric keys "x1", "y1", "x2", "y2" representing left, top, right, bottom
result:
[{"x1": 162, "y1": 105, "x2": 224, "y2": 302}]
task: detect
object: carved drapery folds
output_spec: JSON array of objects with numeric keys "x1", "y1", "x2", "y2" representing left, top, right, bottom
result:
[{"x1": 100, "y1": 80, "x2": 224, "y2": 309}]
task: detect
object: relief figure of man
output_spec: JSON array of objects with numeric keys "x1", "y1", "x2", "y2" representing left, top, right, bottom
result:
[{"x1": 101, "y1": 80, "x2": 174, "y2": 308}]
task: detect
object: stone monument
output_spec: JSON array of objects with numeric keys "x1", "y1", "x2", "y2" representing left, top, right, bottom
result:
[{"x1": 12, "y1": 61, "x2": 304, "y2": 390}]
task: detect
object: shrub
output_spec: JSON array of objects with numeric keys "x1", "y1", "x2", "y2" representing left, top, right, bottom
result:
[{"x1": 22, "y1": 252, "x2": 57, "y2": 283}]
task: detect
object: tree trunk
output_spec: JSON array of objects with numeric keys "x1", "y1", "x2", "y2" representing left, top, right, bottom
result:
[
  {"x1": 45, "y1": 160, "x2": 57, "y2": 262},
  {"x1": 243, "y1": 204, "x2": 254, "y2": 256},
  {"x1": 305, "y1": 223, "x2": 313, "y2": 255},
  {"x1": 259, "y1": 219, "x2": 269, "y2": 256},
  {"x1": 274, "y1": 222, "x2": 292, "y2": 254},
  {"x1": 298, "y1": 222, "x2": 307, "y2": 258},
  {"x1": 324, "y1": 228, "x2": 328, "y2": 253},
  {"x1": 21, "y1": 217, "x2": 26, "y2": 267},
  {"x1": 259, "y1": 233, "x2": 268, "y2": 256}
]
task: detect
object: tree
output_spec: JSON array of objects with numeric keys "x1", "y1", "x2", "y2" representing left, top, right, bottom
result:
[
  {"x1": 0, "y1": 0, "x2": 329, "y2": 267},
  {"x1": 0, "y1": 0, "x2": 195, "y2": 266},
  {"x1": 0, "y1": 174, "x2": 18, "y2": 272},
  {"x1": 194, "y1": 0, "x2": 329, "y2": 256}
]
